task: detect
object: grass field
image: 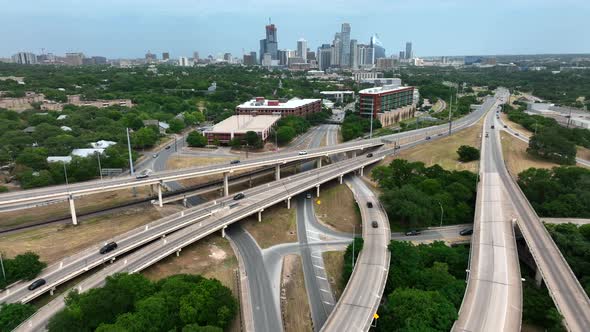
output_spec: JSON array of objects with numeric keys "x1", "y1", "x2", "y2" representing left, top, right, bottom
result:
[
  {"x1": 241, "y1": 203, "x2": 297, "y2": 249},
  {"x1": 322, "y1": 251, "x2": 346, "y2": 301},
  {"x1": 315, "y1": 182, "x2": 361, "y2": 234},
  {"x1": 500, "y1": 131, "x2": 559, "y2": 177},
  {"x1": 280, "y1": 254, "x2": 313, "y2": 332},
  {"x1": 0, "y1": 205, "x2": 175, "y2": 263},
  {"x1": 380, "y1": 116, "x2": 484, "y2": 172}
]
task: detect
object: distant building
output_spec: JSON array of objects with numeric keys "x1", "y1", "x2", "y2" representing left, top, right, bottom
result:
[
  {"x1": 65, "y1": 53, "x2": 84, "y2": 66},
  {"x1": 370, "y1": 34, "x2": 385, "y2": 62},
  {"x1": 399, "y1": 51, "x2": 405, "y2": 60},
  {"x1": 193, "y1": 51, "x2": 199, "y2": 63},
  {"x1": 67, "y1": 95, "x2": 133, "y2": 108},
  {"x1": 376, "y1": 58, "x2": 396, "y2": 70},
  {"x1": 360, "y1": 77, "x2": 401, "y2": 87},
  {"x1": 162, "y1": 52, "x2": 170, "y2": 60},
  {"x1": 223, "y1": 53, "x2": 232, "y2": 62},
  {"x1": 236, "y1": 97, "x2": 322, "y2": 117},
  {"x1": 340, "y1": 23, "x2": 351, "y2": 67},
  {"x1": 12, "y1": 52, "x2": 38, "y2": 65},
  {"x1": 359, "y1": 85, "x2": 416, "y2": 126},
  {"x1": 357, "y1": 44, "x2": 375, "y2": 68},
  {"x1": 353, "y1": 71, "x2": 383, "y2": 82},
  {"x1": 243, "y1": 53, "x2": 256, "y2": 66},
  {"x1": 350, "y1": 39, "x2": 358, "y2": 69},
  {"x1": 259, "y1": 23, "x2": 278, "y2": 63},
  {"x1": 317, "y1": 44, "x2": 333, "y2": 71},
  {"x1": 145, "y1": 52, "x2": 157, "y2": 63},
  {"x1": 203, "y1": 114, "x2": 281, "y2": 145},
  {"x1": 179, "y1": 57, "x2": 190, "y2": 67},
  {"x1": 306, "y1": 51, "x2": 316, "y2": 62},
  {"x1": 91, "y1": 56, "x2": 107, "y2": 65},
  {"x1": 297, "y1": 38, "x2": 308, "y2": 62},
  {"x1": 405, "y1": 42, "x2": 413, "y2": 59}
]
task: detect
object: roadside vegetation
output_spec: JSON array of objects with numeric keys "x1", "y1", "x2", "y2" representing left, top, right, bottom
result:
[
  {"x1": 0, "y1": 302, "x2": 37, "y2": 332},
  {"x1": 47, "y1": 273, "x2": 237, "y2": 332},
  {"x1": 341, "y1": 112, "x2": 381, "y2": 141},
  {"x1": 0, "y1": 252, "x2": 46, "y2": 289},
  {"x1": 341, "y1": 238, "x2": 363, "y2": 287},
  {"x1": 456, "y1": 145, "x2": 480, "y2": 162},
  {"x1": 372, "y1": 159, "x2": 477, "y2": 230}
]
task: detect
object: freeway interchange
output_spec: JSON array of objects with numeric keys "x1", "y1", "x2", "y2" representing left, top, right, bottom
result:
[{"x1": 2, "y1": 89, "x2": 589, "y2": 332}]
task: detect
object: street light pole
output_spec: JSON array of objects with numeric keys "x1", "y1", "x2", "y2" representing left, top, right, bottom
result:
[
  {"x1": 0, "y1": 252, "x2": 6, "y2": 281},
  {"x1": 96, "y1": 152, "x2": 103, "y2": 181},
  {"x1": 126, "y1": 128, "x2": 135, "y2": 177},
  {"x1": 438, "y1": 202, "x2": 444, "y2": 227},
  {"x1": 352, "y1": 226, "x2": 356, "y2": 268},
  {"x1": 63, "y1": 162, "x2": 70, "y2": 188}
]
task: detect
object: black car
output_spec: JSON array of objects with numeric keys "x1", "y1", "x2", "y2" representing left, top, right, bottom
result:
[
  {"x1": 99, "y1": 241, "x2": 118, "y2": 255},
  {"x1": 425, "y1": 136, "x2": 431, "y2": 140},
  {"x1": 491, "y1": 125, "x2": 495, "y2": 129},
  {"x1": 371, "y1": 221, "x2": 379, "y2": 228},
  {"x1": 405, "y1": 230, "x2": 421, "y2": 236},
  {"x1": 459, "y1": 228, "x2": 473, "y2": 236},
  {"x1": 366, "y1": 202, "x2": 373, "y2": 208},
  {"x1": 233, "y1": 193, "x2": 245, "y2": 200},
  {"x1": 504, "y1": 125, "x2": 508, "y2": 128},
  {"x1": 366, "y1": 153, "x2": 373, "y2": 158},
  {"x1": 28, "y1": 278, "x2": 46, "y2": 291},
  {"x1": 165, "y1": 145, "x2": 171, "y2": 150},
  {"x1": 230, "y1": 160, "x2": 240, "y2": 164}
]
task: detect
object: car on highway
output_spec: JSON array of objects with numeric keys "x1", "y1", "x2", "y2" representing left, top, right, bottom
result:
[
  {"x1": 306, "y1": 193, "x2": 312, "y2": 199},
  {"x1": 233, "y1": 192, "x2": 245, "y2": 200},
  {"x1": 490, "y1": 125, "x2": 495, "y2": 129},
  {"x1": 298, "y1": 150, "x2": 307, "y2": 155},
  {"x1": 135, "y1": 173, "x2": 149, "y2": 179},
  {"x1": 165, "y1": 145, "x2": 171, "y2": 150},
  {"x1": 367, "y1": 202, "x2": 373, "y2": 208},
  {"x1": 425, "y1": 136, "x2": 431, "y2": 140},
  {"x1": 459, "y1": 228, "x2": 473, "y2": 236},
  {"x1": 438, "y1": 133, "x2": 443, "y2": 136},
  {"x1": 405, "y1": 230, "x2": 421, "y2": 236},
  {"x1": 371, "y1": 221, "x2": 378, "y2": 228},
  {"x1": 366, "y1": 153, "x2": 373, "y2": 158},
  {"x1": 28, "y1": 278, "x2": 46, "y2": 291},
  {"x1": 230, "y1": 160, "x2": 240, "y2": 164},
  {"x1": 152, "y1": 153, "x2": 158, "y2": 158},
  {"x1": 504, "y1": 125, "x2": 508, "y2": 128},
  {"x1": 99, "y1": 241, "x2": 118, "y2": 254},
  {"x1": 515, "y1": 133, "x2": 520, "y2": 136},
  {"x1": 485, "y1": 132, "x2": 489, "y2": 138}
]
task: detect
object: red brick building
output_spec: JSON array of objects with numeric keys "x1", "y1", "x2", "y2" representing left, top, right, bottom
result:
[{"x1": 236, "y1": 97, "x2": 322, "y2": 117}]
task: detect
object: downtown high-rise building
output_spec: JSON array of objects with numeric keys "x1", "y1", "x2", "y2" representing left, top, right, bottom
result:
[
  {"x1": 332, "y1": 32, "x2": 342, "y2": 67},
  {"x1": 405, "y1": 42, "x2": 413, "y2": 59},
  {"x1": 11, "y1": 52, "x2": 37, "y2": 65},
  {"x1": 350, "y1": 39, "x2": 358, "y2": 69},
  {"x1": 357, "y1": 44, "x2": 375, "y2": 67},
  {"x1": 297, "y1": 38, "x2": 307, "y2": 62},
  {"x1": 339, "y1": 23, "x2": 351, "y2": 67},
  {"x1": 259, "y1": 23, "x2": 278, "y2": 63},
  {"x1": 370, "y1": 34, "x2": 386, "y2": 62},
  {"x1": 162, "y1": 52, "x2": 170, "y2": 61},
  {"x1": 318, "y1": 44, "x2": 332, "y2": 71}
]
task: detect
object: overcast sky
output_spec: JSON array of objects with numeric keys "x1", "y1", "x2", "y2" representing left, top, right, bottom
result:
[{"x1": 2, "y1": 0, "x2": 589, "y2": 58}]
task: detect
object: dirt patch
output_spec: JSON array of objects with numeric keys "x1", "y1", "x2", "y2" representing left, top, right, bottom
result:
[
  {"x1": 500, "y1": 131, "x2": 559, "y2": 178},
  {"x1": 280, "y1": 254, "x2": 312, "y2": 332},
  {"x1": 577, "y1": 146, "x2": 590, "y2": 162},
  {"x1": 315, "y1": 182, "x2": 360, "y2": 234},
  {"x1": 241, "y1": 203, "x2": 297, "y2": 249},
  {"x1": 381, "y1": 117, "x2": 484, "y2": 172},
  {"x1": 142, "y1": 234, "x2": 241, "y2": 332},
  {"x1": 0, "y1": 206, "x2": 173, "y2": 263},
  {"x1": 322, "y1": 251, "x2": 346, "y2": 301}
]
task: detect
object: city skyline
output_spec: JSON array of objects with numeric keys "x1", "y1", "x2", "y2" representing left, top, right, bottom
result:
[{"x1": 2, "y1": 0, "x2": 590, "y2": 58}]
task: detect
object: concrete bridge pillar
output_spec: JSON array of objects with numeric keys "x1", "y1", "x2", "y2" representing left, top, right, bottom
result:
[
  {"x1": 157, "y1": 182, "x2": 163, "y2": 207},
  {"x1": 339, "y1": 175, "x2": 343, "y2": 184},
  {"x1": 316, "y1": 185, "x2": 320, "y2": 197},
  {"x1": 223, "y1": 172, "x2": 229, "y2": 197},
  {"x1": 535, "y1": 268, "x2": 544, "y2": 287},
  {"x1": 360, "y1": 166, "x2": 364, "y2": 177},
  {"x1": 183, "y1": 196, "x2": 188, "y2": 208},
  {"x1": 275, "y1": 164, "x2": 281, "y2": 180},
  {"x1": 221, "y1": 226, "x2": 227, "y2": 238},
  {"x1": 68, "y1": 195, "x2": 78, "y2": 225},
  {"x1": 258, "y1": 210, "x2": 263, "y2": 222},
  {"x1": 287, "y1": 197, "x2": 291, "y2": 209},
  {"x1": 317, "y1": 158, "x2": 322, "y2": 168},
  {"x1": 351, "y1": 151, "x2": 357, "y2": 158}
]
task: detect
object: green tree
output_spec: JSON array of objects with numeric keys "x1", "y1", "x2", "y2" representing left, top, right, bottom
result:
[
  {"x1": 187, "y1": 131, "x2": 208, "y2": 147},
  {"x1": 275, "y1": 126, "x2": 296, "y2": 145},
  {"x1": 168, "y1": 119, "x2": 185, "y2": 133},
  {"x1": 16, "y1": 147, "x2": 49, "y2": 170},
  {"x1": 528, "y1": 127, "x2": 576, "y2": 165},
  {"x1": 244, "y1": 131, "x2": 262, "y2": 149},
  {"x1": 179, "y1": 278, "x2": 237, "y2": 329},
  {"x1": 132, "y1": 127, "x2": 159, "y2": 149},
  {"x1": 457, "y1": 145, "x2": 480, "y2": 162},
  {"x1": 0, "y1": 303, "x2": 37, "y2": 332}
]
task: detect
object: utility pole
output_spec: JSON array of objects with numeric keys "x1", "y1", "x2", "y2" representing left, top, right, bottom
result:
[
  {"x1": 96, "y1": 152, "x2": 103, "y2": 181},
  {"x1": 438, "y1": 202, "x2": 444, "y2": 227},
  {"x1": 448, "y1": 88, "x2": 454, "y2": 135},
  {"x1": 352, "y1": 226, "x2": 356, "y2": 268},
  {"x1": 369, "y1": 110, "x2": 374, "y2": 138},
  {"x1": 126, "y1": 128, "x2": 137, "y2": 196},
  {"x1": 0, "y1": 252, "x2": 6, "y2": 281}
]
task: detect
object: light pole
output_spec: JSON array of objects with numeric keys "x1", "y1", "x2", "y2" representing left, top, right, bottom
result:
[
  {"x1": 438, "y1": 202, "x2": 444, "y2": 227},
  {"x1": 352, "y1": 226, "x2": 356, "y2": 268},
  {"x1": 63, "y1": 162, "x2": 70, "y2": 188},
  {"x1": 96, "y1": 152, "x2": 103, "y2": 181},
  {"x1": 126, "y1": 127, "x2": 137, "y2": 197},
  {"x1": 0, "y1": 252, "x2": 6, "y2": 281}
]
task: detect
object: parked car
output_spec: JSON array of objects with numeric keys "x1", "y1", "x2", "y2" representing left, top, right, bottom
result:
[
  {"x1": 372, "y1": 221, "x2": 379, "y2": 228},
  {"x1": 298, "y1": 150, "x2": 308, "y2": 155},
  {"x1": 405, "y1": 230, "x2": 422, "y2": 236},
  {"x1": 233, "y1": 193, "x2": 245, "y2": 200},
  {"x1": 99, "y1": 241, "x2": 118, "y2": 254},
  {"x1": 230, "y1": 160, "x2": 240, "y2": 164},
  {"x1": 28, "y1": 278, "x2": 46, "y2": 291},
  {"x1": 135, "y1": 173, "x2": 149, "y2": 179},
  {"x1": 459, "y1": 228, "x2": 473, "y2": 236},
  {"x1": 366, "y1": 202, "x2": 373, "y2": 208},
  {"x1": 165, "y1": 145, "x2": 171, "y2": 150},
  {"x1": 366, "y1": 153, "x2": 373, "y2": 158}
]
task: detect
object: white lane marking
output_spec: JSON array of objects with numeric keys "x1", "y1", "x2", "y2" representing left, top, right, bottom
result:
[
  {"x1": 313, "y1": 265, "x2": 325, "y2": 269},
  {"x1": 316, "y1": 276, "x2": 327, "y2": 280}
]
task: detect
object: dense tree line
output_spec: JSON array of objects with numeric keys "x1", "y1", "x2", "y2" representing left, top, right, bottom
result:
[
  {"x1": 0, "y1": 303, "x2": 37, "y2": 332},
  {"x1": 0, "y1": 252, "x2": 46, "y2": 289},
  {"x1": 375, "y1": 241, "x2": 468, "y2": 331},
  {"x1": 341, "y1": 238, "x2": 363, "y2": 288},
  {"x1": 521, "y1": 264, "x2": 565, "y2": 331},
  {"x1": 518, "y1": 166, "x2": 590, "y2": 218},
  {"x1": 47, "y1": 273, "x2": 237, "y2": 332},
  {"x1": 341, "y1": 112, "x2": 381, "y2": 141},
  {"x1": 372, "y1": 159, "x2": 477, "y2": 229},
  {"x1": 457, "y1": 145, "x2": 480, "y2": 162}
]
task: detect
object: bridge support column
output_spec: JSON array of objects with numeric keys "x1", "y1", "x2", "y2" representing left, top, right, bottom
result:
[
  {"x1": 317, "y1": 158, "x2": 322, "y2": 168},
  {"x1": 221, "y1": 226, "x2": 227, "y2": 238},
  {"x1": 176, "y1": 249, "x2": 182, "y2": 257},
  {"x1": 258, "y1": 210, "x2": 263, "y2": 222},
  {"x1": 183, "y1": 196, "x2": 188, "y2": 208},
  {"x1": 50, "y1": 287, "x2": 55, "y2": 296},
  {"x1": 223, "y1": 172, "x2": 229, "y2": 197},
  {"x1": 287, "y1": 197, "x2": 291, "y2": 209},
  {"x1": 360, "y1": 166, "x2": 364, "y2": 177},
  {"x1": 316, "y1": 185, "x2": 320, "y2": 197},
  {"x1": 275, "y1": 164, "x2": 281, "y2": 180},
  {"x1": 157, "y1": 182, "x2": 163, "y2": 207},
  {"x1": 351, "y1": 151, "x2": 357, "y2": 158},
  {"x1": 68, "y1": 195, "x2": 78, "y2": 225},
  {"x1": 339, "y1": 175, "x2": 343, "y2": 184},
  {"x1": 535, "y1": 268, "x2": 543, "y2": 287}
]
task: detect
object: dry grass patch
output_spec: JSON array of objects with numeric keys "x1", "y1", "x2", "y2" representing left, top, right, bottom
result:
[
  {"x1": 500, "y1": 131, "x2": 559, "y2": 177},
  {"x1": 0, "y1": 206, "x2": 172, "y2": 263},
  {"x1": 577, "y1": 146, "x2": 590, "y2": 162},
  {"x1": 241, "y1": 203, "x2": 297, "y2": 249},
  {"x1": 381, "y1": 117, "x2": 484, "y2": 172},
  {"x1": 315, "y1": 182, "x2": 361, "y2": 234},
  {"x1": 280, "y1": 254, "x2": 312, "y2": 332},
  {"x1": 322, "y1": 251, "x2": 345, "y2": 301}
]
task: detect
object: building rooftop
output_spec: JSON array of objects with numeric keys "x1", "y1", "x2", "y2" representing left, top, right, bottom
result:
[
  {"x1": 205, "y1": 115, "x2": 280, "y2": 134},
  {"x1": 237, "y1": 97, "x2": 320, "y2": 109},
  {"x1": 359, "y1": 85, "x2": 413, "y2": 95},
  {"x1": 71, "y1": 148, "x2": 105, "y2": 158},
  {"x1": 90, "y1": 140, "x2": 117, "y2": 149}
]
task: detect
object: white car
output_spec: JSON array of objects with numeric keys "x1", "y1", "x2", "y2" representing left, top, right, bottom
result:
[{"x1": 298, "y1": 151, "x2": 307, "y2": 155}]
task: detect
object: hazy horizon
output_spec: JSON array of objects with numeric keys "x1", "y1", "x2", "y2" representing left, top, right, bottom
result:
[{"x1": 3, "y1": 0, "x2": 590, "y2": 59}]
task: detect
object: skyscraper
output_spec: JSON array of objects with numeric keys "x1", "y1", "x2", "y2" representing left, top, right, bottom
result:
[
  {"x1": 318, "y1": 44, "x2": 332, "y2": 71},
  {"x1": 297, "y1": 38, "x2": 308, "y2": 62},
  {"x1": 332, "y1": 33, "x2": 342, "y2": 67},
  {"x1": 162, "y1": 52, "x2": 170, "y2": 60},
  {"x1": 259, "y1": 23, "x2": 278, "y2": 62},
  {"x1": 370, "y1": 34, "x2": 386, "y2": 62},
  {"x1": 357, "y1": 44, "x2": 374, "y2": 67},
  {"x1": 405, "y1": 42, "x2": 412, "y2": 59},
  {"x1": 193, "y1": 51, "x2": 200, "y2": 62},
  {"x1": 350, "y1": 39, "x2": 358, "y2": 69},
  {"x1": 11, "y1": 52, "x2": 37, "y2": 65},
  {"x1": 340, "y1": 23, "x2": 351, "y2": 67},
  {"x1": 399, "y1": 51, "x2": 405, "y2": 60}
]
